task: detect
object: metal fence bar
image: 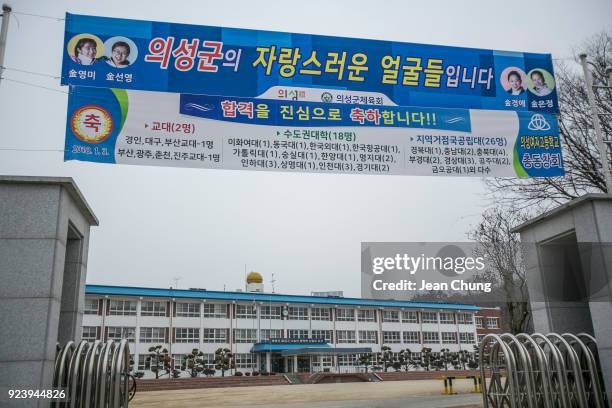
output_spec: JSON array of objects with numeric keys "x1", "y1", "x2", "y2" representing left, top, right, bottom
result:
[
  {"x1": 479, "y1": 333, "x2": 608, "y2": 408},
  {"x1": 53, "y1": 339, "x2": 132, "y2": 407}
]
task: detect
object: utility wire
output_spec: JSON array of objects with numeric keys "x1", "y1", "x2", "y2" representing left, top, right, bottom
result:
[
  {"x1": 1, "y1": 66, "x2": 60, "y2": 79},
  {"x1": 11, "y1": 11, "x2": 64, "y2": 21},
  {"x1": 1, "y1": 77, "x2": 68, "y2": 94}
]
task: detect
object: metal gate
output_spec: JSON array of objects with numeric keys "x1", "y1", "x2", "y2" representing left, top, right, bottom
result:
[
  {"x1": 52, "y1": 340, "x2": 134, "y2": 407},
  {"x1": 480, "y1": 333, "x2": 608, "y2": 408}
]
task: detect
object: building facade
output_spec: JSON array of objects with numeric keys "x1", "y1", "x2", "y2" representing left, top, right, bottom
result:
[
  {"x1": 83, "y1": 280, "x2": 481, "y2": 377},
  {"x1": 474, "y1": 306, "x2": 502, "y2": 344}
]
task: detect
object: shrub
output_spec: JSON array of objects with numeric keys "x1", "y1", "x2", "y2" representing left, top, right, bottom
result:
[
  {"x1": 234, "y1": 371, "x2": 243, "y2": 376},
  {"x1": 252, "y1": 371, "x2": 260, "y2": 376},
  {"x1": 245, "y1": 372, "x2": 251, "y2": 376}
]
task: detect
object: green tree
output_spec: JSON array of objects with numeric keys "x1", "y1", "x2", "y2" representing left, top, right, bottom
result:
[
  {"x1": 146, "y1": 345, "x2": 171, "y2": 379},
  {"x1": 378, "y1": 346, "x2": 394, "y2": 372},
  {"x1": 182, "y1": 348, "x2": 206, "y2": 378},
  {"x1": 214, "y1": 348, "x2": 235, "y2": 377},
  {"x1": 420, "y1": 347, "x2": 433, "y2": 371},
  {"x1": 358, "y1": 353, "x2": 372, "y2": 373}
]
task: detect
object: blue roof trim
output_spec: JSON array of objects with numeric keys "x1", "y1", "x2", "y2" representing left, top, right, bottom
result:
[{"x1": 85, "y1": 284, "x2": 480, "y2": 311}]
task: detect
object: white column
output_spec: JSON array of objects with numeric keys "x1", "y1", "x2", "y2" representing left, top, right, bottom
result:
[
  {"x1": 265, "y1": 352, "x2": 271, "y2": 372},
  {"x1": 293, "y1": 355, "x2": 298, "y2": 373}
]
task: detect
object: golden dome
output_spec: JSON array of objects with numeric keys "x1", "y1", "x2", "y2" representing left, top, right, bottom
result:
[{"x1": 246, "y1": 271, "x2": 263, "y2": 284}]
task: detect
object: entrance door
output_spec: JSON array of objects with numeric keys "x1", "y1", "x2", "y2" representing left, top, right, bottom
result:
[
  {"x1": 297, "y1": 356, "x2": 310, "y2": 373},
  {"x1": 271, "y1": 353, "x2": 284, "y2": 373}
]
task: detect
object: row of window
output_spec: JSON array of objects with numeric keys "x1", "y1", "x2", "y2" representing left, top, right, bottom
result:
[
  {"x1": 86, "y1": 299, "x2": 475, "y2": 324},
  {"x1": 475, "y1": 316, "x2": 499, "y2": 329},
  {"x1": 82, "y1": 326, "x2": 475, "y2": 345}
]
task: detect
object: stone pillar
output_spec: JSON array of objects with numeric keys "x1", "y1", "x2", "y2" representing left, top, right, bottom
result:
[
  {"x1": 513, "y1": 194, "x2": 612, "y2": 397},
  {"x1": 265, "y1": 353, "x2": 271, "y2": 372},
  {"x1": 293, "y1": 355, "x2": 298, "y2": 373},
  {"x1": 0, "y1": 176, "x2": 98, "y2": 408}
]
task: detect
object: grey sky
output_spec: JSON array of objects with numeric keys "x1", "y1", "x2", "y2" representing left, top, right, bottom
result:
[{"x1": 1, "y1": 0, "x2": 610, "y2": 296}]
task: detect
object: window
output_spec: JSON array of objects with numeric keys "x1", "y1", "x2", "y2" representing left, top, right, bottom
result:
[
  {"x1": 287, "y1": 329, "x2": 309, "y2": 339},
  {"x1": 312, "y1": 330, "x2": 333, "y2": 343},
  {"x1": 201, "y1": 353, "x2": 215, "y2": 368},
  {"x1": 82, "y1": 326, "x2": 99, "y2": 341},
  {"x1": 311, "y1": 307, "x2": 331, "y2": 321},
  {"x1": 401, "y1": 311, "x2": 418, "y2": 323},
  {"x1": 422, "y1": 331, "x2": 439, "y2": 343},
  {"x1": 141, "y1": 301, "x2": 167, "y2": 317},
  {"x1": 403, "y1": 331, "x2": 420, "y2": 344},
  {"x1": 261, "y1": 305, "x2": 282, "y2": 320},
  {"x1": 84, "y1": 298, "x2": 99, "y2": 315},
  {"x1": 203, "y1": 303, "x2": 227, "y2": 318},
  {"x1": 236, "y1": 304, "x2": 256, "y2": 319},
  {"x1": 338, "y1": 354, "x2": 358, "y2": 366},
  {"x1": 441, "y1": 332, "x2": 458, "y2": 344},
  {"x1": 288, "y1": 306, "x2": 309, "y2": 320},
  {"x1": 108, "y1": 300, "x2": 137, "y2": 316},
  {"x1": 260, "y1": 329, "x2": 283, "y2": 341},
  {"x1": 382, "y1": 310, "x2": 399, "y2": 323},
  {"x1": 477, "y1": 334, "x2": 486, "y2": 344},
  {"x1": 358, "y1": 330, "x2": 377, "y2": 344},
  {"x1": 457, "y1": 313, "x2": 474, "y2": 325},
  {"x1": 336, "y1": 308, "x2": 355, "y2": 321},
  {"x1": 172, "y1": 354, "x2": 185, "y2": 369},
  {"x1": 357, "y1": 309, "x2": 377, "y2": 322},
  {"x1": 176, "y1": 302, "x2": 200, "y2": 318},
  {"x1": 235, "y1": 353, "x2": 256, "y2": 369},
  {"x1": 139, "y1": 327, "x2": 166, "y2": 343},
  {"x1": 460, "y1": 332, "x2": 475, "y2": 344},
  {"x1": 233, "y1": 329, "x2": 256, "y2": 343},
  {"x1": 440, "y1": 313, "x2": 455, "y2": 324},
  {"x1": 203, "y1": 328, "x2": 227, "y2": 343},
  {"x1": 107, "y1": 327, "x2": 135, "y2": 342},
  {"x1": 422, "y1": 312, "x2": 438, "y2": 324},
  {"x1": 138, "y1": 355, "x2": 151, "y2": 371},
  {"x1": 336, "y1": 330, "x2": 356, "y2": 343},
  {"x1": 486, "y1": 317, "x2": 499, "y2": 328},
  {"x1": 475, "y1": 316, "x2": 483, "y2": 328},
  {"x1": 175, "y1": 328, "x2": 199, "y2": 343},
  {"x1": 382, "y1": 331, "x2": 401, "y2": 343}
]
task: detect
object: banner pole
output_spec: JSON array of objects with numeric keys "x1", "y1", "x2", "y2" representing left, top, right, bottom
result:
[
  {"x1": 580, "y1": 53, "x2": 612, "y2": 194},
  {"x1": 0, "y1": 4, "x2": 12, "y2": 88}
]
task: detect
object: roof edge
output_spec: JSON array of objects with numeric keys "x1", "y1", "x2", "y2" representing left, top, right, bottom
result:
[{"x1": 0, "y1": 175, "x2": 99, "y2": 226}]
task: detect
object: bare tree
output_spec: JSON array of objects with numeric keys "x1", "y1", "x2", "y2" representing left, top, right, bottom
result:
[
  {"x1": 469, "y1": 207, "x2": 532, "y2": 333},
  {"x1": 487, "y1": 31, "x2": 612, "y2": 211}
]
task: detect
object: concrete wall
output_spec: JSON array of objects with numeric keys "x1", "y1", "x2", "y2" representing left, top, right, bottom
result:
[
  {"x1": 0, "y1": 177, "x2": 97, "y2": 407},
  {"x1": 514, "y1": 194, "x2": 612, "y2": 397}
]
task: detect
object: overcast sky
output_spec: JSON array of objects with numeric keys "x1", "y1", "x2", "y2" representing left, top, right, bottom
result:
[{"x1": 1, "y1": 0, "x2": 610, "y2": 297}]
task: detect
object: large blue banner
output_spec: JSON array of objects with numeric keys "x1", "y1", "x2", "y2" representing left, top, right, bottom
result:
[{"x1": 61, "y1": 13, "x2": 559, "y2": 114}]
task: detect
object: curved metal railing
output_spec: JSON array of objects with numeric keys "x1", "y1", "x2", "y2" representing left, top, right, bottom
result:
[
  {"x1": 480, "y1": 333, "x2": 608, "y2": 408},
  {"x1": 53, "y1": 340, "x2": 132, "y2": 407}
]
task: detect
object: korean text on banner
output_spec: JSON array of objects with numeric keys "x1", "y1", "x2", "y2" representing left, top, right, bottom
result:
[
  {"x1": 64, "y1": 87, "x2": 564, "y2": 177},
  {"x1": 62, "y1": 13, "x2": 558, "y2": 113}
]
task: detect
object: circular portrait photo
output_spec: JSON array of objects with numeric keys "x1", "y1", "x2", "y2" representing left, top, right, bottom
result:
[
  {"x1": 67, "y1": 34, "x2": 104, "y2": 66},
  {"x1": 500, "y1": 67, "x2": 527, "y2": 96},
  {"x1": 102, "y1": 36, "x2": 138, "y2": 68},
  {"x1": 527, "y1": 68, "x2": 555, "y2": 97}
]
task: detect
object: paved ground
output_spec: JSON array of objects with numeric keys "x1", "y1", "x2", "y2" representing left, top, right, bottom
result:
[{"x1": 131, "y1": 379, "x2": 484, "y2": 408}]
